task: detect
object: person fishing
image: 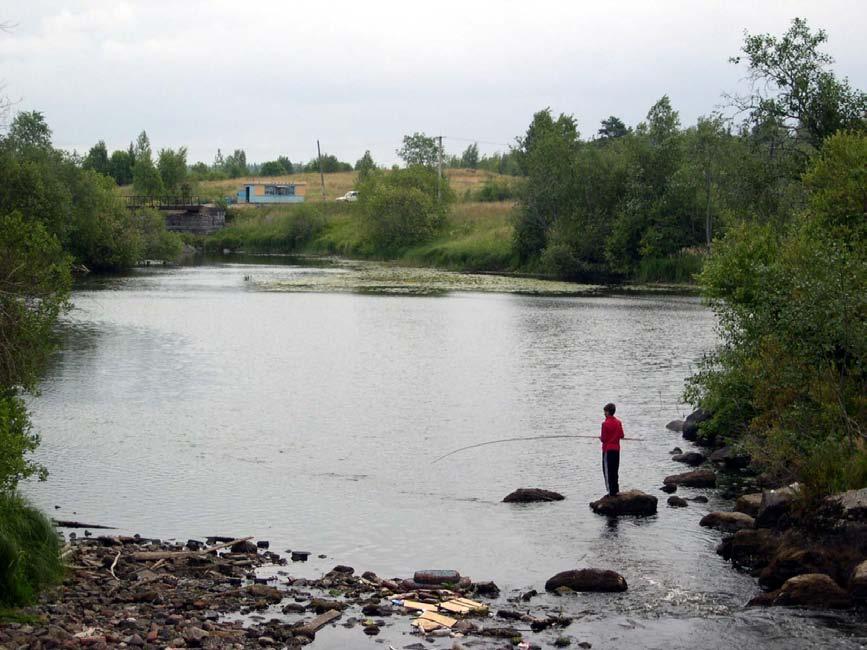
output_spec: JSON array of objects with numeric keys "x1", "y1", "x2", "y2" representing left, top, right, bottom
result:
[{"x1": 600, "y1": 402, "x2": 624, "y2": 496}]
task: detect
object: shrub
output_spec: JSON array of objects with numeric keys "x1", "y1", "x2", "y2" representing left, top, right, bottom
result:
[
  {"x1": 0, "y1": 492, "x2": 63, "y2": 606},
  {"x1": 475, "y1": 177, "x2": 515, "y2": 202}
]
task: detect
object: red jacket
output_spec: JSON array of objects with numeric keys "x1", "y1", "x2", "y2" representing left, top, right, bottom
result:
[{"x1": 600, "y1": 415, "x2": 624, "y2": 452}]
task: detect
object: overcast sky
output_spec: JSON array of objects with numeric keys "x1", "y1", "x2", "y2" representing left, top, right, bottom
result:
[{"x1": 2, "y1": 1, "x2": 865, "y2": 166}]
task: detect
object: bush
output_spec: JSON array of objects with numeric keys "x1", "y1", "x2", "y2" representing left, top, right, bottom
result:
[
  {"x1": 0, "y1": 492, "x2": 63, "y2": 606},
  {"x1": 634, "y1": 253, "x2": 704, "y2": 283},
  {"x1": 357, "y1": 166, "x2": 451, "y2": 253},
  {"x1": 475, "y1": 177, "x2": 516, "y2": 202},
  {"x1": 206, "y1": 205, "x2": 325, "y2": 253}
]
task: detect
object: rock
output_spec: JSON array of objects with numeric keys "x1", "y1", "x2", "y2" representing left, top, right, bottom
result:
[
  {"x1": 183, "y1": 627, "x2": 208, "y2": 644},
  {"x1": 282, "y1": 603, "x2": 305, "y2": 614},
  {"x1": 672, "y1": 452, "x2": 706, "y2": 466},
  {"x1": 735, "y1": 493, "x2": 763, "y2": 518},
  {"x1": 186, "y1": 539, "x2": 204, "y2": 551},
  {"x1": 849, "y1": 560, "x2": 867, "y2": 601},
  {"x1": 770, "y1": 574, "x2": 851, "y2": 609},
  {"x1": 660, "y1": 484, "x2": 677, "y2": 494},
  {"x1": 669, "y1": 447, "x2": 683, "y2": 455},
  {"x1": 717, "y1": 529, "x2": 780, "y2": 570},
  {"x1": 700, "y1": 511, "x2": 755, "y2": 532},
  {"x1": 503, "y1": 488, "x2": 565, "y2": 503},
  {"x1": 663, "y1": 469, "x2": 716, "y2": 488},
  {"x1": 589, "y1": 490, "x2": 657, "y2": 516},
  {"x1": 668, "y1": 496, "x2": 688, "y2": 508},
  {"x1": 666, "y1": 420, "x2": 684, "y2": 432},
  {"x1": 545, "y1": 569, "x2": 627, "y2": 593},
  {"x1": 230, "y1": 540, "x2": 257, "y2": 554},
  {"x1": 708, "y1": 446, "x2": 751, "y2": 469},
  {"x1": 759, "y1": 548, "x2": 835, "y2": 591},
  {"x1": 256, "y1": 540, "x2": 269, "y2": 549},
  {"x1": 257, "y1": 636, "x2": 276, "y2": 646},
  {"x1": 521, "y1": 589, "x2": 537, "y2": 601},
  {"x1": 682, "y1": 408, "x2": 711, "y2": 442},
  {"x1": 825, "y1": 488, "x2": 867, "y2": 521},
  {"x1": 756, "y1": 485, "x2": 799, "y2": 528},
  {"x1": 689, "y1": 496, "x2": 709, "y2": 503},
  {"x1": 554, "y1": 637, "x2": 572, "y2": 647},
  {"x1": 246, "y1": 585, "x2": 282, "y2": 603},
  {"x1": 308, "y1": 598, "x2": 346, "y2": 614},
  {"x1": 330, "y1": 565, "x2": 354, "y2": 575},
  {"x1": 474, "y1": 581, "x2": 501, "y2": 597},
  {"x1": 291, "y1": 551, "x2": 310, "y2": 561},
  {"x1": 414, "y1": 569, "x2": 461, "y2": 585}
]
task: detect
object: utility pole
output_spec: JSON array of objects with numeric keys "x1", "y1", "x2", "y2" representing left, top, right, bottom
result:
[
  {"x1": 437, "y1": 135, "x2": 443, "y2": 202},
  {"x1": 317, "y1": 140, "x2": 326, "y2": 201}
]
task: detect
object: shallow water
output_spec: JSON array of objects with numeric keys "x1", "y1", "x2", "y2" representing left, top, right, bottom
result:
[{"x1": 24, "y1": 258, "x2": 867, "y2": 648}]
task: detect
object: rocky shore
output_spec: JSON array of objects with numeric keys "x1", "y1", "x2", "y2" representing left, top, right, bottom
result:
[
  {"x1": 664, "y1": 410, "x2": 867, "y2": 612},
  {"x1": 0, "y1": 533, "x2": 610, "y2": 649}
]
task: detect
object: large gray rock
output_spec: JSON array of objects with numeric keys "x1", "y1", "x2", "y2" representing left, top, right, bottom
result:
[
  {"x1": 503, "y1": 488, "x2": 565, "y2": 503},
  {"x1": 663, "y1": 469, "x2": 716, "y2": 488},
  {"x1": 849, "y1": 560, "x2": 867, "y2": 602},
  {"x1": 672, "y1": 451, "x2": 706, "y2": 466},
  {"x1": 545, "y1": 569, "x2": 627, "y2": 593},
  {"x1": 756, "y1": 485, "x2": 800, "y2": 528},
  {"x1": 682, "y1": 409, "x2": 711, "y2": 442},
  {"x1": 735, "y1": 493, "x2": 763, "y2": 518},
  {"x1": 699, "y1": 511, "x2": 755, "y2": 532},
  {"x1": 826, "y1": 488, "x2": 867, "y2": 521},
  {"x1": 717, "y1": 529, "x2": 780, "y2": 570},
  {"x1": 665, "y1": 420, "x2": 684, "y2": 432},
  {"x1": 708, "y1": 446, "x2": 751, "y2": 469},
  {"x1": 589, "y1": 490, "x2": 657, "y2": 516}
]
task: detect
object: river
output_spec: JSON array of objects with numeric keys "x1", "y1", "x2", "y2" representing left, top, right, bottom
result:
[{"x1": 24, "y1": 257, "x2": 866, "y2": 649}]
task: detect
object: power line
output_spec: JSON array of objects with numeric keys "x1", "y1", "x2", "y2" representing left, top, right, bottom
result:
[{"x1": 442, "y1": 135, "x2": 515, "y2": 148}]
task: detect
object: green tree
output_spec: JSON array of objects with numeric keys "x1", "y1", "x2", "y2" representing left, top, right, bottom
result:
[
  {"x1": 6, "y1": 111, "x2": 52, "y2": 153},
  {"x1": 396, "y1": 132, "x2": 439, "y2": 167},
  {"x1": 109, "y1": 149, "x2": 133, "y2": 185},
  {"x1": 157, "y1": 147, "x2": 188, "y2": 194},
  {"x1": 355, "y1": 150, "x2": 376, "y2": 181},
  {"x1": 730, "y1": 17, "x2": 867, "y2": 152},
  {"x1": 224, "y1": 149, "x2": 248, "y2": 178},
  {"x1": 460, "y1": 143, "x2": 479, "y2": 169},
  {"x1": 132, "y1": 131, "x2": 163, "y2": 195},
  {"x1": 82, "y1": 140, "x2": 110, "y2": 176},
  {"x1": 597, "y1": 116, "x2": 629, "y2": 140}
]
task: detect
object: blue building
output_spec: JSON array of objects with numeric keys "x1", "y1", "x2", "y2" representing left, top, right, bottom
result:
[{"x1": 235, "y1": 182, "x2": 306, "y2": 204}]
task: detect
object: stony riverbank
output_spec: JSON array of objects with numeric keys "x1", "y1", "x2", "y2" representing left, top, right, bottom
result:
[{"x1": 0, "y1": 533, "x2": 605, "y2": 649}]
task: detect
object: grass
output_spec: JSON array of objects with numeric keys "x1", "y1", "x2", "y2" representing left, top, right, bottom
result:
[
  {"x1": 0, "y1": 492, "x2": 63, "y2": 606},
  {"x1": 634, "y1": 253, "x2": 705, "y2": 284}
]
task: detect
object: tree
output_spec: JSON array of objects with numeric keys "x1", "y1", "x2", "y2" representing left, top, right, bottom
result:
[
  {"x1": 108, "y1": 150, "x2": 133, "y2": 185},
  {"x1": 224, "y1": 149, "x2": 248, "y2": 178},
  {"x1": 6, "y1": 111, "x2": 52, "y2": 153},
  {"x1": 259, "y1": 160, "x2": 285, "y2": 176},
  {"x1": 132, "y1": 130, "x2": 163, "y2": 195},
  {"x1": 460, "y1": 143, "x2": 479, "y2": 169},
  {"x1": 597, "y1": 116, "x2": 629, "y2": 140},
  {"x1": 689, "y1": 115, "x2": 729, "y2": 247},
  {"x1": 396, "y1": 132, "x2": 439, "y2": 167},
  {"x1": 355, "y1": 150, "x2": 376, "y2": 180},
  {"x1": 729, "y1": 17, "x2": 867, "y2": 152},
  {"x1": 157, "y1": 147, "x2": 188, "y2": 194},
  {"x1": 213, "y1": 148, "x2": 224, "y2": 170},
  {"x1": 277, "y1": 155, "x2": 293, "y2": 174},
  {"x1": 83, "y1": 141, "x2": 110, "y2": 176}
]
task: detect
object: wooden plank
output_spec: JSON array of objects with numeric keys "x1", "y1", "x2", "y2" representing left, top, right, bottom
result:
[
  {"x1": 453, "y1": 597, "x2": 487, "y2": 611},
  {"x1": 401, "y1": 600, "x2": 437, "y2": 612},
  {"x1": 411, "y1": 618, "x2": 441, "y2": 633},
  {"x1": 299, "y1": 609, "x2": 341, "y2": 635},
  {"x1": 439, "y1": 601, "x2": 471, "y2": 614},
  {"x1": 419, "y1": 610, "x2": 457, "y2": 628}
]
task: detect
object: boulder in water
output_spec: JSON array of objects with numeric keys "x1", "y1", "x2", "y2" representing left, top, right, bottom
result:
[
  {"x1": 545, "y1": 569, "x2": 627, "y2": 593},
  {"x1": 756, "y1": 485, "x2": 799, "y2": 528},
  {"x1": 708, "y1": 446, "x2": 751, "y2": 469},
  {"x1": 700, "y1": 511, "x2": 755, "y2": 532},
  {"x1": 735, "y1": 493, "x2": 763, "y2": 518},
  {"x1": 672, "y1": 451, "x2": 706, "y2": 466},
  {"x1": 717, "y1": 529, "x2": 780, "y2": 570},
  {"x1": 503, "y1": 488, "x2": 565, "y2": 503},
  {"x1": 666, "y1": 420, "x2": 684, "y2": 432},
  {"x1": 663, "y1": 469, "x2": 716, "y2": 488},
  {"x1": 590, "y1": 490, "x2": 657, "y2": 516},
  {"x1": 752, "y1": 574, "x2": 851, "y2": 609},
  {"x1": 681, "y1": 408, "x2": 711, "y2": 442},
  {"x1": 668, "y1": 496, "x2": 688, "y2": 508}
]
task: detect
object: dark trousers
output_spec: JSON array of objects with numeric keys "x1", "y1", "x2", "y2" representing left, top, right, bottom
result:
[{"x1": 603, "y1": 450, "x2": 620, "y2": 496}]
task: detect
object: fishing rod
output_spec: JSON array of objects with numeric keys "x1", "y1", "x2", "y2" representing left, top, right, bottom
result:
[{"x1": 431, "y1": 434, "x2": 646, "y2": 464}]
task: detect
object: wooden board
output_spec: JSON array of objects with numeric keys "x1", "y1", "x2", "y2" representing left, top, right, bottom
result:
[
  {"x1": 439, "y1": 601, "x2": 471, "y2": 614},
  {"x1": 453, "y1": 597, "x2": 487, "y2": 611},
  {"x1": 411, "y1": 618, "x2": 441, "y2": 633},
  {"x1": 419, "y1": 610, "x2": 457, "y2": 628},
  {"x1": 402, "y1": 599, "x2": 436, "y2": 611},
  {"x1": 299, "y1": 609, "x2": 341, "y2": 635}
]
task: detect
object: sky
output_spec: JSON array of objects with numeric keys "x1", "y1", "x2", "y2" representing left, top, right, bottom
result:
[{"x1": 2, "y1": 0, "x2": 866, "y2": 166}]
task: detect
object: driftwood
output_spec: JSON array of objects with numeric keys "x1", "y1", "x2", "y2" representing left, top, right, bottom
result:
[
  {"x1": 53, "y1": 520, "x2": 116, "y2": 530},
  {"x1": 130, "y1": 536, "x2": 253, "y2": 562},
  {"x1": 298, "y1": 609, "x2": 341, "y2": 636},
  {"x1": 109, "y1": 550, "x2": 121, "y2": 580}
]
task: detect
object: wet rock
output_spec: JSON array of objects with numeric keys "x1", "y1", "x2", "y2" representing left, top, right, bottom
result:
[
  {"x1": 689, "y1": 495, "x2": 709, "y2": 503},
  {"x1": 496, "y1": 609, "x2": 523, "y2": 620},
  {"x1": 291, "y1": 551, "x2": 310, "y2": 561},
  {"x1": 660, "y1": 484, "x2": 677, "y2": 494},
  {"x1": 256, "y1": 540, "x2": 269, "y2": 549},
  {"x1": 762, "y1": 574, "x2": 851, "y2": 609},
  {"x1": 708, "y1": 446, "x2": 751, "y2": 470},
  {"x1": 308, "y1": 598, "x2": 346, "y2": 614},
  {"x1": 758, "y1": 548, "x2": 835, "y2": 591},
  {"x1": 700, "y1": 511, "x2": 755, "y2": 532},
  {"x1": 479, "y1": 626, "x2": 520, "y2": 638},
  {"x1": 330, "y1": 565, "x2": 354, "y2": 575},
  {"x1": 717, "y1": 529, "x2": 780, "y2": 570},
  {"x1": 756, "y1": 485, "x2": 799, "y2": 529},
  {"x1": 663, "y1": 469, "x2": 716, "y2": 488},
  {"x1": 589, "y1": 490, "x2": 657, "y2": 516},
  {"x1": 230, "y1": 540, "x2": 257, "y2": 554},
  {"x1": 545, "y1": 569, "x2": 627, "y2": 593},
  {"x1": 682, "y1": 408, "x2": 711, "y2": 443},
  {"x1": 183, "y1": 627, "x2": 208, "y2": 645},
  {"x1": 735, "y1": 493, "x2": 763, "y2": 518},
  {"x1": 246, "y1": 584, "x2": 283, "y2": 603},
  {"x1": 474, "y1": 581, "x2": 501, "y2": 597},
  {"x1": 668, "y1": 496, "x2": 688, "y2": 508},
  {"x1": 669, "y1": 447, "x2": 683, "y2": 455},
  {"x1": 666, "y1": 420, "x2": 684, "y2": 432},
  {"x1": 503, "y1": 488, "x2": 565, "y2": 503},
  {"x1": 849, "y1": 560, "x2": 867, "y2": 601},
  {"x1": 672, "y1": 452, "x2": 706, "y2": 466},
  {"x1": 282, "y1": 603, "x2": 305, "y2": 614},
  {"x1": 186, "y1": 539, "x2": 204, "y2": 551},
  {"x1": 521, "y1": 589, "x2": 538, "y2": 601},
  {"x1": 825, "y1": 488, "x2": 867, "y2": 521},
  {"x1": 554, "y1": 637, "x2": 572, "y2": 647}
]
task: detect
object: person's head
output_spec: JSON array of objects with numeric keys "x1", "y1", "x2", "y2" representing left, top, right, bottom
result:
[{"x1": 603, "y1": 403, "x2": 616, "y2": 416}]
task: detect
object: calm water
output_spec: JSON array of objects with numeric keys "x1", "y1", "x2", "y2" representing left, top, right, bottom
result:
[{"x1": 24, "y1": 259, "x2": 866, "y2": 649}]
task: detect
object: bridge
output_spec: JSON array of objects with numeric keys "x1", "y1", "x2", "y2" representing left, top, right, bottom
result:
[{"x1": 125, "y1": 195, "x2": 225, "y2": 234}]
